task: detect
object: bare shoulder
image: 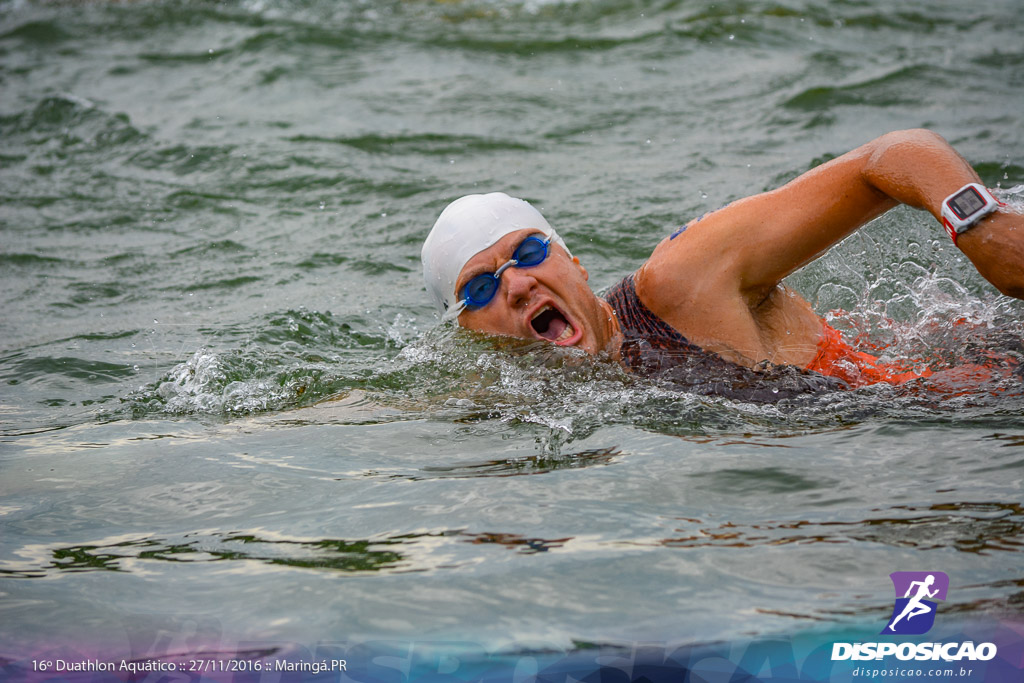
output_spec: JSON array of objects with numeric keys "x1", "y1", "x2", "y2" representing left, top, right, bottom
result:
[
  {"x1": 636, "y1": 210, "x2": 746, "y2": 319},
  {"x1": 634, "y1": 213, "x2": 770, "y2": 363}
]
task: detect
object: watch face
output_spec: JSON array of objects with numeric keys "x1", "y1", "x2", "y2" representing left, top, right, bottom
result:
[{"x1": 948, "y1": 187, "x2": 985, "y2": 219}]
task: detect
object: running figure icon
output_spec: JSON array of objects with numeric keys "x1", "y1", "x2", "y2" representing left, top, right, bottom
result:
[
  {"x1": 887, "y1": 574, "x2": 939, "y2": 632},
  {"x1": 883, "y1": 571, "x2": 948, "y2": 635}
]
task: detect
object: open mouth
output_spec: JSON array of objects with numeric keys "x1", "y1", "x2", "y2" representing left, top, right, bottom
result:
[{"x1": 531, "y1": 305, "x2": 577, "y2": 344}]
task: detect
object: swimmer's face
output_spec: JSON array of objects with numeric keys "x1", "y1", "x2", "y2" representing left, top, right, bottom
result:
[{"x1": 454, "y1": 229, "x2": 618, "y2": 355}]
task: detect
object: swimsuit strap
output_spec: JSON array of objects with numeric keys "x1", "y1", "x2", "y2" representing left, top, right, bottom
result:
[
  {"x1": 604, "y1": 274, "x2": 690, "y2": 344},
  {"x1": 603, "y1": 274, "x2": 700, "y2": 370}
]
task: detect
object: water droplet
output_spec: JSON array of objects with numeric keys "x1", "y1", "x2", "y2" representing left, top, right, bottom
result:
[
  {"x1": 728, "y1": 34, "x2": 735, "y2": 40},
  {"x1": 318, "y1": 201, "x2": 326, "y2": 210}
]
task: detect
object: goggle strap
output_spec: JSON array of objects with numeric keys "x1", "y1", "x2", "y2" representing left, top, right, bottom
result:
[{"x1": 442, "y1": 299, "x2": 468, "y2": 322}]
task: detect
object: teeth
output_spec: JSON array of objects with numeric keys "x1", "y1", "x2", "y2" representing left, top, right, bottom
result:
[{"x1": 556, "y1": 321, "x2": 575, "y2": 342}]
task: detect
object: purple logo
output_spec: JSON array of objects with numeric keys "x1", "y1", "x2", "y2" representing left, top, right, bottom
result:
[{"x1": 882, "y1": 571, "x2": 949, "y2": 635}]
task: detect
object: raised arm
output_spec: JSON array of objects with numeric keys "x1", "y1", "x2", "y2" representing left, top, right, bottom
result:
[
  {"x1": 649, "y1": 129, "x2": 1023, "y2": 303},
  {"x1": 863, "y1": 129, "x2": 1023, "y2": 298}
]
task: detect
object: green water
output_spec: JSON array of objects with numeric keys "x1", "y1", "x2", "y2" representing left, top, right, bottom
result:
[{"x1": 1, "y1": 0, "x2": 1023, "y2": 661}]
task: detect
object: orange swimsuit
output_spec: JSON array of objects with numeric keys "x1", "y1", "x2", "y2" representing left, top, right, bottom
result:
[{"x1": 806, "y1": 321, "x2": 932, "y2": 387}]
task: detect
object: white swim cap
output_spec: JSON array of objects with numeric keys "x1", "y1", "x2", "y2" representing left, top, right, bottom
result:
[{"x1": 421, "y1": 192, "x2": 570, "y2": 317}]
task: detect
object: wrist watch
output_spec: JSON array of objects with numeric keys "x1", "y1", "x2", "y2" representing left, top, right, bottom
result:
[{"x1": 941, "y1": 183, "x2": 1002, "y2": 245}]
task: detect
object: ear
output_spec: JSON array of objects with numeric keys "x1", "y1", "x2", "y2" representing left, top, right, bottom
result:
[{"x1": 572, "y1": 256, "x2": 589, "y2": 281}]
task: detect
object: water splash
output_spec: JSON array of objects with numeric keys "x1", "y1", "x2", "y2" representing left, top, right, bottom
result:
[
  {"x1": 126, "y1": 288, "x2": 1023, "y2": 444},
  {"x1": 139, "y1": 347, "x2": 286, "y2": 415},
  {"x1": 126, "y1": 309, "x2": 376, "y2": 416}
]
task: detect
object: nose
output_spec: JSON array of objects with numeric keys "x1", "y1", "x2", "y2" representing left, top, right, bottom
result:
[{"x1": 502, "y1": 267, "x2": 538, "y2": 307}]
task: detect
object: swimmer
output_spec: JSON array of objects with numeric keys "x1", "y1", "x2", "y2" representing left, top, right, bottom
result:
[
  {"x1": 887, "y1": 574, "x2": 939, "y2": 632},
  {"x1": 421, "y1": 130, "x2": 1024, "y2": 386}
]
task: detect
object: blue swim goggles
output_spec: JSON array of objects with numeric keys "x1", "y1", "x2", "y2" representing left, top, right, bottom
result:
[{"x1": 459, "y1": 235, "x2": 551, "y2": 311}]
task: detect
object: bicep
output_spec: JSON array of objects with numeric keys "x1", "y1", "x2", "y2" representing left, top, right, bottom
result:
[{"x1": 659, "y1": 142, "x2": 898, "y2": 299}]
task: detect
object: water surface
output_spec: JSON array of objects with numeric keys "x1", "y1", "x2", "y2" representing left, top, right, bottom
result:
[{"x1": 1, "y1": 0, "x2": 1023, "y2": 669}]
